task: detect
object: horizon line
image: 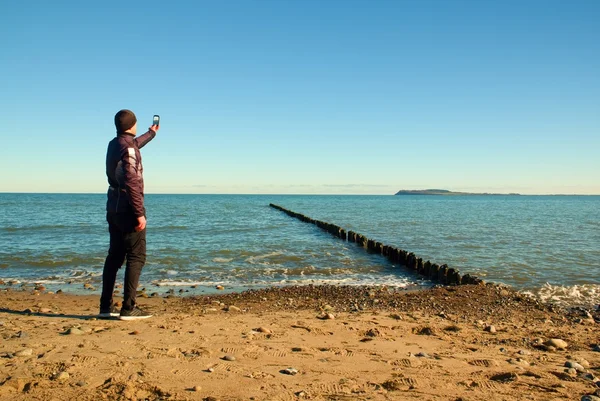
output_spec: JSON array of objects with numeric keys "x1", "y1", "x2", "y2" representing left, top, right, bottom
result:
[{"x1": 1, "y1": 191, "x2": 600, "y2": 196}]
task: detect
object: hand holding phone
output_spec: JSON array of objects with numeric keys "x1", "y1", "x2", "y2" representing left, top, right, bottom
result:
[{"x1": 150, "y1": 115, "x2": 160, "y2": 133}]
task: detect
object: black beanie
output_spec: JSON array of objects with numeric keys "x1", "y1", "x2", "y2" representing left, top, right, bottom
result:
[{"x1": 114, "y1": 109, "x2": 137, "y2": 133}]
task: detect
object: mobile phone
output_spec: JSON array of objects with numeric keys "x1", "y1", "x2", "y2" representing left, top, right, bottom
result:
[{"x1": 153, "y1": 115, "x2": 160, "y2": 126}]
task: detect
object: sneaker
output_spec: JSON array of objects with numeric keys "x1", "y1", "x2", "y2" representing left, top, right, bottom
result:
[
  {"x1": 119, "y1": 306, "x2": 152, "y2": 321},
  {"x1": 98, "y1": 305, "x2": 120, "y2": 319}
]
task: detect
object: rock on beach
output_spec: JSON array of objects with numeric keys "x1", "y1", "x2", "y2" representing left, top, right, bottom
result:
[{"x1": 545, "y1": 339, "x2": 568, "y2": 350}]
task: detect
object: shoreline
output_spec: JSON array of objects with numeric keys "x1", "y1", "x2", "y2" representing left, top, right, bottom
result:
[{"x1": 2, "y1": 284, "x2": 600, "y2": 400}]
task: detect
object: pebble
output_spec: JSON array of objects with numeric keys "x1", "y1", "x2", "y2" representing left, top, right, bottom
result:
[
  {"x1": 532, "y1": 338, "x2": 544, "y2": 346},
  {"x1": 580, "y1": 373, "x2": 597, "y2": 382},
  {"x1": 566, "y1": 368, "x2": 578, "y2": 375},
  {"x1": 76, "y1": 381, "x2": 87, "y2": 387},
  {"x1": 226, "y1": 306, "x2": 241, "y2": 312},
  {"x1": 545, "y1": 339, "x2": 568, "y2": 350},
  {"x1": 16, "y1": 331, "x2": 28, "y2": 339},
  {"x1": 499, "y1": 347, "x2": 507, "y2": 354},
  {"x1": 509, "y1": 358, "x2": 530, "y2": 367},
  {"x1": 518, "y1": 350, "x2": 532, "y2": 355},
  {"x1": 484, "y1": 325, "x2": 496, "y2": 333},
  {"x1": 415, "y1": 352, "x2": 430, "y2": 358},
  {"x1": 23, "y1": 308, "x2": 34, "y2": 314},
  {"x1": 53, "y1": 372, "x2": 70, "y2": 381},
  {"x1": 207, "y1": 368, "x2": 215, "y2": 373},
  {"x1": 192, "y1": 385, "x2": 201, "y2": 392},
  {"x1": 130, "y1": 331, "x2": 140, "y2": 335},
  {"x1": 580, "y1": 359, "x2": 591, "y2": 368},
  {"x1": 216, "y1": 285, "x2": 224, "y2": 290},
  {"x1": 256, "y1": 327, "x2": 272, "y2": 334},
  {"x1": 83, "y1": 283, "x2": 93, "y2": 289},
  {"x1": 222, "y1": 355, "x2": 236, "y2": 361},
  {"x1": 565, "y1": 361, "x2": 585, "y2": 372},
  {"x1": 65, "y1": 327, "x2": 85, "y2": 335},
  {"x1": 592, "y1": 345, "x2": 600, "y2": 352},
  {"x1": 15, "y1": 348, "x2": 33, "y2": 357},
  {"x1": 39, "y1": 307, "x2": 52, "y2": 313},
  {"x1": 582, "y1": 395, "x2": 600, "y2": 401},
  {"x1": 281, "y1": 367, "x2": 298, "y2": 375}
]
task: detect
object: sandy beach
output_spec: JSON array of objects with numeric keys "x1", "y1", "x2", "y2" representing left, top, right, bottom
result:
[{"x1": 1, "y1": 283, "x2": 599, "y2": 401}]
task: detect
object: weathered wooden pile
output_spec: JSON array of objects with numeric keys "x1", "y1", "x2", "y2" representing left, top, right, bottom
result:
[{"x1": 269, "y1": 203, "x2": 483, "y2": 286}]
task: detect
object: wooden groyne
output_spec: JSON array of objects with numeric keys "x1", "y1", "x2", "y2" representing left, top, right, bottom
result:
[{"x1": 269, "y1": 204, "x2": 483, "y2": 286}]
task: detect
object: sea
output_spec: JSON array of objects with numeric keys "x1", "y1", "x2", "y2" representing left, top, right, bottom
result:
[{"x1": 1, "y1": 193, "x2": 599, "y2": 308}]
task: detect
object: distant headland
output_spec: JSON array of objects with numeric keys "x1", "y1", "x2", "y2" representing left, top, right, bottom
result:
[{"x1": 395, "y1": 189, "x2": 521, "y2": 196}]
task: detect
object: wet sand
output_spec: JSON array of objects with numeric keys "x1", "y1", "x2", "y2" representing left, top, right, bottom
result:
[{"x1": 1, "y1": 284, "x2": 599, "y2": 400}]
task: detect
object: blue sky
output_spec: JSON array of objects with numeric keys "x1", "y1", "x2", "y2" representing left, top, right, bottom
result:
[{"x1": 1, "y1": 0, "x2": 598, "y2": 194}]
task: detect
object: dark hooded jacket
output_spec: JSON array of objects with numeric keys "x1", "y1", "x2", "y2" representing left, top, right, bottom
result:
[{"x1": 105, "y1": 130, "x2": 156, "y2": 217}]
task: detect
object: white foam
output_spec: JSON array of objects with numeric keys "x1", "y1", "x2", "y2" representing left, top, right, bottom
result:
[
  {"x1": 522, "y1": 283, "x2": 600, "y2": 309},
  {"x1": 213, "y1": 258, "x2": 233, "y2": 263},
  {"x1": 273, "y1": 277, "x2": 413, "y2": 288},
  {"x1": 153, "y1": 280, "x2": 229, "y2": 287}
]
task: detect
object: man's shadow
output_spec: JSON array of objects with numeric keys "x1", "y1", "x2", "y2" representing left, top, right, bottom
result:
[{"x1": 0, "y1": 308, "x2": 100, "y2": 321}]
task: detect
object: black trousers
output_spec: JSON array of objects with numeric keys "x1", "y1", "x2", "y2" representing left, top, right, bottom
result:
[{"x1": 100, "y1": 212, "x2": 146, "y2": 312}]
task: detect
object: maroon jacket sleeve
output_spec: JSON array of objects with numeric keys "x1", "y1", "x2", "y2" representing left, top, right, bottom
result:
[
  {"x1": 135, "y1": 129, "x2": 156, "y2": 149},
  {"x1": 120, "y1": 144, "x2": 145, "y2": 217}
]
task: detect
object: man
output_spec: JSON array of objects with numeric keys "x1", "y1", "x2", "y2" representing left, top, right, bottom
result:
[{"x1": 99, "y1": 109, "x2": 159, "y2": 320}]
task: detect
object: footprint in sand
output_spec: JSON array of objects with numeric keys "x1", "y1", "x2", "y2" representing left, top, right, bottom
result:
[
  {"x1": 310, "y1": 382, "x2": 355, "y2": 396},
  {"x1": 392, "y1": 358, "x2": 422, "y2": 368},
  {"x1": 266, "y1": 350, "x2": 288, "y2": 358},
  {"x1": 220, "y1": 347, "x2": 243, "y2": 354},
  {"x1": 316, "y1": 347, "x2": 355, "y2": 357},
  {"x1": 71, "y1": 355, "x2": 96, "y2": 364},
  {"x1": 210, "y1": 363, "x2": 244, "y2": 374},
  {"x1": 170, "y1": 368, "x2": 197, "y2": 378},
  {"x1": 468, "y1": 359, "x2": 500, "y2": 367},
  {"x1": 242, "y1": 351, "x2": 261, "y2": 359},
  {"x1": 382, "y1": 377, "x2": 418, "y2": 390}
]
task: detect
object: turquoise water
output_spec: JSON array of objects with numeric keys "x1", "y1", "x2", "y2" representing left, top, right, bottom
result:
[{"x1": 0, "y1": 194, "x2": 599, "y2": 306}]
